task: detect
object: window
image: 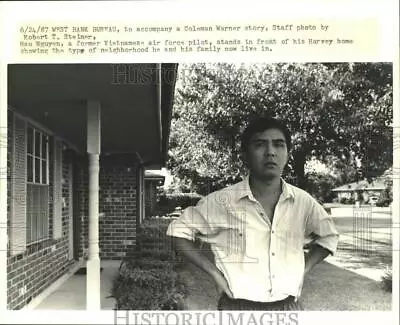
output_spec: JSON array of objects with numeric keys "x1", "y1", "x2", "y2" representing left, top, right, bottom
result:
[
  {"x1": 27, "y1": 127, "x2": 48, "y2": 185},
  {"x1": 26, "y1": 125, "x2": 49, "y2": 244},
  {"x1": 26, "y1": 184, "x2": 49, "y2": 243}
]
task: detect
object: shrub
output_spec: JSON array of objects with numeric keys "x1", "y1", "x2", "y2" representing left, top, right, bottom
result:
[
  {"x1": 112, "y1": 217, "x2": 187, "y2": 310},
  {"x1": 376, "y1": 185, "x2": 393, "y2": 207},
  {"x1": 339, "y1": 197, "x2": 355, "y2": 205},
  {"x1": 112, "y1": 263, "x2": 185, "y2": 310},
  {"x1": 134, "y1": 217, "x2": 183, "y2": 263},
  {"x1": 376, "y1": 195, "x2": 392, "y2": 207},
  {"x1": 376, "y1": 200, "x2": 390, "y2": 207},
  {"x1": 136, "y1": 248, "x2": 176, "y2": 261},
  {"x1": 381, "y1": 268, "x2": 392, "y2": 292},
  {"x1": 123, "y1": 258, "x2": 174, "y2": 271},
  {"x1": 137, "y1": 218, "x2": 173, "y2": 245},
  {"x1": 157, "y1": 192, "x2": 202, "y2": 215}
]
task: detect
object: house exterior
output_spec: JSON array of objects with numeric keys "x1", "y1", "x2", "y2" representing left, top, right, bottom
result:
[
  {"x1": 331, "y1": 178, "x2": 388, "y2": 204},
  {"x1": 0, "y1": 63, "x2": 178, "y2": 310}
]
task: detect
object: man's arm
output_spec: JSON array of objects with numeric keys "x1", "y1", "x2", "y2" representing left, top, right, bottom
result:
[
  {"x1": 304, "y1": 244, "x2": 330, "y2": 275},
  {"x1": 172, "y1": 236, "x2": 234, "y2": 298},
  {"x1": 304, "y1": 198, "x2": 340, "y2": 275}
]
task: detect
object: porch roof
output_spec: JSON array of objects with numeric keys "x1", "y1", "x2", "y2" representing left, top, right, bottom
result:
[{"x1": 8, "y1": 63, "x2": 178, "y2": 168}]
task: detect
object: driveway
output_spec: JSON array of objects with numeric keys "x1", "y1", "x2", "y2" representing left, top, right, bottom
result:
[{"x1": 330, "y1": 214, "x2": 392, "y2": 281}]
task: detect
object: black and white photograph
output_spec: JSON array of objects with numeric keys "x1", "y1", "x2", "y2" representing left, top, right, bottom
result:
[
  {"x1": 0, "y1": 1, "x2": 398, "y2": 324},
  {"x1": 3, "y1": 62, "x2": 393, "y2": 312}
]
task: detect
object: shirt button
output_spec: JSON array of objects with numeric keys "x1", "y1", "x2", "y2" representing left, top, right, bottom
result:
[
  {"x1": 271, "y1": 252, "x2": 275, "y2": 256},
  {"x1": 271, "y1": 230, "x2": 275, "y2": 234},
  {"x1": 272, "y1": 275, "x2": 275, "y2": 279}
]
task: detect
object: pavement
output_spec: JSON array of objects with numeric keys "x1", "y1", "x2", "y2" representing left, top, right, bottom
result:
[
  {"x1": 325, "y1": 233, "x2": 391, "y2": 281},
  {"x1": 33, "y1": 260, "x2": 119, "y2": 310},
  {"x1": 329, "y1": 214, "x2": 392, "y2": 282}
]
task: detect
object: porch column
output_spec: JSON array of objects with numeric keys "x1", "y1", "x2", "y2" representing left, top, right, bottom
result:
[
  {"x1": 0, "y1": 64, "x2": 7, "y2": 311},
  {"x1": 86, "y1": 100, "x2": 101, "y2": 310}
]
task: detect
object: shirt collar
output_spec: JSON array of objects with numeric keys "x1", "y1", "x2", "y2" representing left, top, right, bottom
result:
[{"x1": 234, "y1": 175, "x2": 295, "y2": 202}]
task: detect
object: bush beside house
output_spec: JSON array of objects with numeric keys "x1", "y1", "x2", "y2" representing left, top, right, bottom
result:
[
  {"x1": 376, "y1": 185, "x2": 393, "y2": 207},
  {"x1": 339, "y1": 197, "x2": 356, "y2": 205},
  {"x1": 381, "y1": 268, "x2": 392, "y2": 292},
  {"x1": 111, "y1": 218, "x2": 186, "y2": 310},
  {"x1": 156, "y1": 192, "x2": 202, "y2": 216}
]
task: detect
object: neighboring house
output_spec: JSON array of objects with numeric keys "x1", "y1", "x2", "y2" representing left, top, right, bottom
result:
[
  {"x1": 1, "y1": 63, "x2": 178, "y2": 310},
  {"x1": 144, "y1": 170, "x2": 165, "y2": 217},
  {"x1": 332, "y1": 178, "x2": 388, "y2": 204}
]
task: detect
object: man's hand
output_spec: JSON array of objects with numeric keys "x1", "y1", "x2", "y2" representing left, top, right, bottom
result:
[
  {"x1": 304, "y1": 244, "x2": 331, "y2": 275},
  {"x1": 172, "y1": 236, "x2": 234, "y2": 298},
  {"x1": 211, "y1": 269, "x2": 234, "y2": 298}
]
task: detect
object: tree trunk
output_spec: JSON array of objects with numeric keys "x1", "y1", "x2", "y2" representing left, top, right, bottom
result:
[{"x1": 294, "y1": 150, "x2": 307, "y2": 189}]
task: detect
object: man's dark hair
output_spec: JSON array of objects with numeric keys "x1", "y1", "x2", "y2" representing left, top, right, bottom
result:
[{"x1": 240, "y1": 117, "x2": 292, "y2": 153}]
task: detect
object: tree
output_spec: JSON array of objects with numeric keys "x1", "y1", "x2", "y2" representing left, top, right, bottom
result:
[
  {"x1": 304, "y1": 172, "x2": 340, "y2": 203},
  {"x1": 168, "y1": 63, "x2": 392, "y2": 194},
  {"x1": 321, "y1": 63, "x2": 393, "y2": 182}
]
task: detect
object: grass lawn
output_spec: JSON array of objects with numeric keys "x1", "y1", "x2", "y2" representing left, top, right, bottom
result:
[
  {"x1": 331, "y1": 214, "x2": 392, "y2": 271},
  {"x1": 301, "y1": 261, "x2": 391, "y2": 310},
  {"x1": 178, "y1": 262, "x2": 220, "y2": 310}
]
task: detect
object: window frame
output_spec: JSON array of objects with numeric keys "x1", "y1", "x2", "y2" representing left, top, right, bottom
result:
[
  {"x1": 26, "y1": 125, "x2": 49, "y2": 186},
  {"x1": 26, "y1": 124, "x2": 50, "y2": 245}
]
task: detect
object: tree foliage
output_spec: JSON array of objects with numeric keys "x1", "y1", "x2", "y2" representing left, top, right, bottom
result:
[
  {"x1": 168, "y1": 63, "x2": 392, "y2": 194},
  {"x1": 303, "y1": 172, "x2": 340, "y2": 203}
]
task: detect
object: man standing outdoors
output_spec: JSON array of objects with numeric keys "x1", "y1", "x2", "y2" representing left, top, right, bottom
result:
[{"x1": 166, "y1": 117, "x2": 339, "y2": 310}]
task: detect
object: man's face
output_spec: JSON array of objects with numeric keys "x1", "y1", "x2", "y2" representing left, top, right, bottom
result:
[{"x1": 244, "y1": 128, "x2": 289, "y2": 181}]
